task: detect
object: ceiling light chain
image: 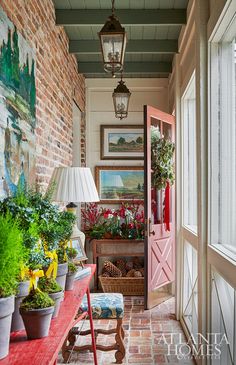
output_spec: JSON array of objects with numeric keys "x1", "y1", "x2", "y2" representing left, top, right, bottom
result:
[
  {"x1": 98, "y1": 0, "x2": 127, "y2": 76},
  {"x1": 111, "y1": 0, "x2": 115, "y2": 15}
]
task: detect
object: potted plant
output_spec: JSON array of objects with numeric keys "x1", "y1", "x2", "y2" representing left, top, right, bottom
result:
[
  {"x1": 0, "y1": 214, "x2": 24, "y2": 359},
  {"x1": 56, "y1": 241, "x2": 69, "y2": 290},
  {"x1": 11, "y1": 269, "x2": 30, "y2": 332},
  {"x1": 55, "y1": 211, "x2": 76, "y2": 290},
  {"x1": 82, "y1": 203, "x2": 145, "y2": 240},
  {"x1": 20, "y1": 287, "x2": 54, "y2": 339},
  {"x1": 38, "y1": 277, "x2": 63, "y2": 318},
  {"x1": 65, "y1": 262, "x2": 78, "y2": 291}
]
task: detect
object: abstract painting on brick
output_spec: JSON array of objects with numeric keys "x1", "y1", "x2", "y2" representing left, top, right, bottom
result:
[{"x1": 0, "y1": 6, "x2": 36, "y2": 198}]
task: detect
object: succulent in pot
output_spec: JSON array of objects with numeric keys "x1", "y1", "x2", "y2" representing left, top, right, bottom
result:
[
  {"x1": 38, "y1": 277, "x2": 63, "y2": 318},
  {"x1": 20, "y1": 287, "x2": 54, "y2": 339},
  {"x1": 65, "y1": 262, "x2": 78, "y2": 291},
  {"x1": 0, "y1": 214, "x2": 25, "y2": 359}
]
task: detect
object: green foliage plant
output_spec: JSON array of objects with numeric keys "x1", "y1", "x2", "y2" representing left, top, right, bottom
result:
[
  {"x1": 0, "y1": 187, "x2": 76, "y2": 269},
  {"x1": 38, "y1": 277, "x2": 62, "y2": 294},
  {"x1": 68, "y1": 262, "x2": 77, "y2": 274},
  {"x1": 57, "y1": 241, "x2": 68, "y2": 264},
  {"x1": 66, "y1": 247, "x2": 78, "y2": 260},
  {"x1": 20, "y1": 288, "x2": 54, "y2": 310},
  {"x1": 0, "y1": 213, "x2": 25, "y2": 298},
  {"x1": 151, "y1": 126, "x2": 175, "y2": 190}
]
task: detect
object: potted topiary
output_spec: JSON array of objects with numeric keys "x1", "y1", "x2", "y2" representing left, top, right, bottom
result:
[
  {"x1": 11, "y1": 269, "x2": 30, "y2": 332},
  {"x1": 20, "y1": 286, "x2": 54, "y2": 339},
  {"x1": 55, "y1": 211, "x2": 76, "y2": 290},
  {"x1": 38, "y1": 276, "x2": 63, "y2": 318},
  {"x1": 0, "y1": 214, "x2": 25, "y2": 359},
  {"x1": 56, "y1": 241, "x2": 69, "y2": 290},
  {"x1": 65, "y1": 262, "x2": 78, "y2": 291}
]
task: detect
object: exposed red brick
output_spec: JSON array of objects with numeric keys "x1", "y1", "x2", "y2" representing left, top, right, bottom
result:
[{"x1": 1, "y1": 0, "x2": 86, "y2": 190}]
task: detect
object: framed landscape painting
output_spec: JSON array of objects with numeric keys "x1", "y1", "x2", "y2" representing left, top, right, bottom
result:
[
  {"x1": 100, "y1": 125, "x2": 144, "y2": 160},
  {"x1": 95, "y1": 166, "x2": 144, "y2": 204}
]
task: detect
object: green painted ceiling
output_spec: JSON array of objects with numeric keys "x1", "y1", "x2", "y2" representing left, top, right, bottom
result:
[{"x1": 53, "y1": 0, "x2": 189, "y2": 78}]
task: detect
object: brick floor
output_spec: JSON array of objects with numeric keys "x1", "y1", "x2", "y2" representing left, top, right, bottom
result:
[{"x1": 57, "y1": 297, "x2": 195, "y2": 365}]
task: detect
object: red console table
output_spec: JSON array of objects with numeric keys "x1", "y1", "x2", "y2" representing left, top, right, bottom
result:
[{"x1": 0, "y1": 264, "x2": 97, "y2": 365}]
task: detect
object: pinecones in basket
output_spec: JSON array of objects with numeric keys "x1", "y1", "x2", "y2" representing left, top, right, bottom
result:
[
  {"x1": 126, "y1": 269, "x2": 136, "y2": 277},
  {"x1": 138, "y1": 268, "x2": 145, "y2": 277},
  {"x1": 134, "y1": 270, "x2": 142, "y2": 277},
  {"x1": 133, "y1": 257, "x2": 142, "y2": 269},
  {"x1": 101, "y1": 271, "x2": 111, "y2": 277},
  {"x1": 115, "y1": 259, "x2": 127, "y2": 277},
  {"x1": 125, "y1": 261, "x2": 133, "y2": 272},
  {"x1": 103, "y1": 260, "x2": 122, "y2": 277}
]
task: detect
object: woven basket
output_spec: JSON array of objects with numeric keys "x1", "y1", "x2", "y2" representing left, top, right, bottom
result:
[{"x1": 99, "y1": 276, "x2": 144, "y2": 296}]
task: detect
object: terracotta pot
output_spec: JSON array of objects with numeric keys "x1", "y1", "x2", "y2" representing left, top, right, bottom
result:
[
  {"x1": 48, "y1": 291, "x2": 63, "y2": 318},
  {"x1": 104, "y1": 232, "x2": 112, "y2": 239},
  {"x1": 0, "y1": 295, "x2": 15, "y2": 359},
  {"x1": 65, "y1": 272, "x2": 77, "y2": 291},
  {"x1": 11, "y1": 281, "x2": 30, "y2": 332},
  {"x1": 20, "y1": 306, "x2": 54, "y2": 339},
  {"x1": 56, "y1": 262, "x2": 68, "y2": 291}
]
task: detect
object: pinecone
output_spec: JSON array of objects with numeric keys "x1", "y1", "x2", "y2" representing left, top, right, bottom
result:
[
  {"x1": 138, "y1": 268, "x2": 145, "y2": 277},
  {"x1": 133, "y1": 257, "x2": 142, "y2": 269},
  {"x1": 126, "y1": 269, "x2": 136, "y2": 277},
  {"x1": 125, "y1": 261, "x2": 133, "y2": 271},
  {"x1": 101, "y1": 272, "x2": 111, "y2": 277},
  {"x1": 103, "y1": 260, "x2": 122, "y2": 277},
  {"x1": 134, "y1": 270, "x2": 142, "y2": 277},
  {"x1": 115, "y1": 259, "x2": 127, "y2": 277}
]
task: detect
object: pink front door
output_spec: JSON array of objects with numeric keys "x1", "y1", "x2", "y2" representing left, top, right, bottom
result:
[{"x1": 144, "y1": 105, "x2": 175, "y2": 309}]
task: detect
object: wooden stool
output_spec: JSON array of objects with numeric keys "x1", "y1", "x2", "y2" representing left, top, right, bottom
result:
[{"x1": 63, "y1": 293, "x2": 125, "y2": 364}]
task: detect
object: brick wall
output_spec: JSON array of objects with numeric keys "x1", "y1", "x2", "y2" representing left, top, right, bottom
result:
[{"x1": 1, "y1": 0, "x2": 85, "y2": 190}]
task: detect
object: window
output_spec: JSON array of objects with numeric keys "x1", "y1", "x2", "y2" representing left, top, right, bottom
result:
[
  {"x1": 209, "y1": 15, "x2": 236, "y2": 259},
  {"x1": 182, "y1": 241, "x2": 198, "y2": 339},
  {"x1": 182, "y1": 74, "x2": 197, "y2": 233},
  {"x1": 211, "y1": 270, "x2": 235, "y2": 365}
]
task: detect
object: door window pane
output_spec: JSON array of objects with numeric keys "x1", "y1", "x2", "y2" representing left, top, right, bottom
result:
[
  {"x1": 182, "y1": 75, "x2": 197, "y2": 233},
  {"x1": 151, "y1": 118, "x2": 173, "y2": 225}
]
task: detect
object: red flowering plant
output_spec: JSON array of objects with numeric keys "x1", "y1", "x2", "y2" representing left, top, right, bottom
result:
[{"x1": 82, "y1": 202, "x2": 144, "y2": 240}]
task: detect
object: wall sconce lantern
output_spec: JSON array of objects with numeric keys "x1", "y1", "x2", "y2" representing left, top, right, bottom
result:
[
  {"x1": 112, "y1": 76, "x2": 131, "y2": 120},
  {"x1": 98, "y1": 0, "x2": 127, "y2": 77}
]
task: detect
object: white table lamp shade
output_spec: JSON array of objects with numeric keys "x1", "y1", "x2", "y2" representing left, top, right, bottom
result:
[{"x1": 49, "y1": 167, "x2": 100, "y2": 203}]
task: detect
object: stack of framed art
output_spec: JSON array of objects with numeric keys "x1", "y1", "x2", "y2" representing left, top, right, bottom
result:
[{"x1": 96, "y1": 125, "x2": 144, "y2": 204}]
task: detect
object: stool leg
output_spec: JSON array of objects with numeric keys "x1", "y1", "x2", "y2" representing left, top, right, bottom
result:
[
  {"x1": 115, "y1": 318, "x2": 125, "y2": 364},
  {"x1": 86, "y1": 288, "x2": 98, "y2": 365},
  {"x1": 121, "y1": 326, "x2": 125, "y2": 340}
]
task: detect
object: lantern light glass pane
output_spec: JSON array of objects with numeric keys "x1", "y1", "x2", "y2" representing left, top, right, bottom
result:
[{"x1": 101, "y1": 34, "x2": 123, "y2": 63}]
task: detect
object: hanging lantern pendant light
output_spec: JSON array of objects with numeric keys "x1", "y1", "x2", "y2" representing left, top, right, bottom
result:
[
  {"x1": 113, "y1": 74, "x2": 131, "y2": 120},
  {"x1": 98, "y1": 0, "x2": 127, "y2": 77}
]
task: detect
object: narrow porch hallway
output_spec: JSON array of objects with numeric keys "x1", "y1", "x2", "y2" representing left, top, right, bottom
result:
[{"x1": 58, "y1": 297, "x2": 194, "y2": 365}]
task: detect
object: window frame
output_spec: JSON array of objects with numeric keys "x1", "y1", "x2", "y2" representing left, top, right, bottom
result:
[{"x1": 209, "y1": 12, "x2": 236, "y2": 261}]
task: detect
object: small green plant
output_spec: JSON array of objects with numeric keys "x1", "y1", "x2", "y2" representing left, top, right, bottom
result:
[
  {"x1": 20, "y1": 288, "x2": 54, "y2": 310},
  {"x1": 38, "y1": 277, "x2": 62, "y2": 293},
  {"x1": 68, "y1": 262, "x2": 77, "y2": 274},
  {"x1": 89, "y1": 224, "x2": 106, "y2": 239},
  {"x1": 66, "y1": 247, "x2": 78, "y2": 260},
  {"x1": 0, "y1": 214, "x2": 25, "y2": 297},
  {"x1": 57, "y1": 241, "x2": 68, "y2": 264},
  {"x1": 0, "y1": 187, "x2": 76, "y2": 269}
]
